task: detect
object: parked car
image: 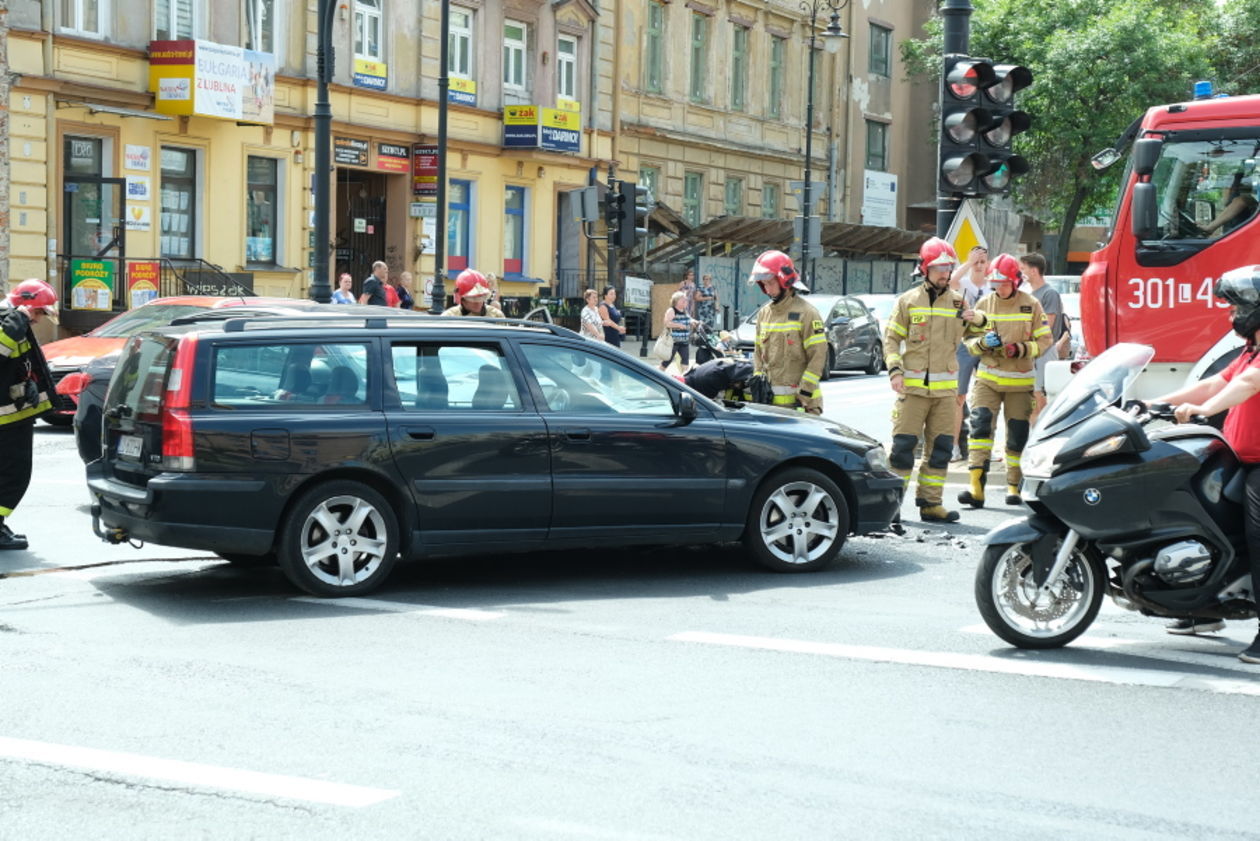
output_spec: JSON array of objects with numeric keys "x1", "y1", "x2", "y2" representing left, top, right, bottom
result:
[
  {"x1": 88, "y1": 312, "x2": 902, "y2": 596},
  {"x1": 733, "y1": 294, "x2": 884, "y2": 377},
  {"x1": 855, "y1": 293, "x2": 899, "y2": 339}
]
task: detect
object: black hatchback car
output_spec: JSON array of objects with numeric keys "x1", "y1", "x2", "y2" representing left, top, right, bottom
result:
[{"x1": 88, "y1": 313, "x2": 901, "y2": 596}]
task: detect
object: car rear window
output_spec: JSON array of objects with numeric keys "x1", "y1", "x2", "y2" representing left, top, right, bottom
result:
[
  {"x1": 212, "y1": 342, "x2": 369, "y2": 407},
  {"x1": 92, "y1": 305, "x2": 213, "y2": 337},
  {"x1": 107, "y1": 335, "x2": 178, "y2": 424},
  {"x1": 390, "y1": 343, "x2": 520, "y2": 411}
]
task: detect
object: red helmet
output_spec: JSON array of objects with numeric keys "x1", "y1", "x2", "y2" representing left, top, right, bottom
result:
[
  {"x1": 454, "y1": 269, "x2": 491, "y2": 304},
  {"x1": 747, "y1": 250, "x2": 807, "y2": 292},
  {"x1": 917, "y1": 237, "x2": 958, "y2": 276},
  {"x1": 986, "y1": 253, "x2": 1024, "y2": 288},
  {"x1": 8, "y1": 278, "x2": 59, "y2": 322}
]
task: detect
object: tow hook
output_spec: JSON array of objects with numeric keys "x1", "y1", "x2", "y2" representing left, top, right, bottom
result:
[{"x1": 91, "y1": 503, "x2": 132, "y2": 546}]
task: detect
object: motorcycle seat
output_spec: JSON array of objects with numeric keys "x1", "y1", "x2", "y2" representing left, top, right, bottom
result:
[{"x1": 1149, "y1": 423, "x2": 1226, "y2": 443}]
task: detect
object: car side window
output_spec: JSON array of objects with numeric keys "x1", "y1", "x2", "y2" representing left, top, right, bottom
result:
[
  {"x1": 212, "y1": 343, "x2": 369, "y2": 408},
  {"x1": 390, "y1": 343, "x2": 520, "y2": 412},
  {"x1": 520, "y1": 343, "x2": 675, "y2": 415}
]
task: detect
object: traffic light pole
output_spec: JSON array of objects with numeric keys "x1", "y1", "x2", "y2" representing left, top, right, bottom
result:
[{"x1": 936, "y1": 0, "x2": 973, "y2": 237}]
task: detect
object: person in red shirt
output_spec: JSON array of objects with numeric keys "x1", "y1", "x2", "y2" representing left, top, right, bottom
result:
[{"x1": 1155, "y1": 266, "x2": 1260, "y2": 663}]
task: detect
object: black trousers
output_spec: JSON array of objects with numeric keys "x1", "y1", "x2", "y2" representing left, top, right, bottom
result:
[
  {"x1": 0, "y1": 419, "x2": 34, "y2": 518},
  {"x1": 1242, "y1": 465, "x2": 1260, "y2": 608}
]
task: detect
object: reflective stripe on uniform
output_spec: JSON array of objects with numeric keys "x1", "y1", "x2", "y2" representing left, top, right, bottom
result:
[
  {"x1": 0, "y1": 397, "x2": 52, "y2": 425},
  {"x1": 772, "y1": 394, "x2": 798, "y2": 406},
  {"x1": 908, "y1": 307, "x2": 962, "y2": 318},
  {"x1": 803, "y1": 333, "x2": 827, "y2": 348},
  {"x1": 759, "y1": 322, "x2": 803, "y2": 334},
  {"x1": 983, "y1": 312, "x2": 1034, "y2": 323},
  {"x1": 0, "y1": 334, "x2": 23, "y2": 358},
  {"x1": 903, "y1": 377, "x2": 958, "y2": 391},
  {"x1": 977, "y1": 366, "x2": 1035, "y2": 387},
  {"x1": 1006, "y1": 454, "x2": 1022, "y2": 466},
  {"x1": 1033, "y1": 326, "x2": 1051, "y2": 338},
  {"x1": 888, "y1": 321, "x2": 908, "y2": 337},
  {"x1": 917, "y1": 475, "x2": 946, "y2": 487},
  {"x1": 771, "y1": 385, "x2": 797, "y2": 395},
  {"x1": 969, "y1": 438, "x2": 994, "y2": 450},
  {"x1": 800, "y1": 371, "x2": 821, "y2": 387}
]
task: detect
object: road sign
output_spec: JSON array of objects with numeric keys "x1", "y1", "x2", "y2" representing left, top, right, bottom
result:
[{"x1": 944, "y1": 199, "x2": 988, "y2": 257}]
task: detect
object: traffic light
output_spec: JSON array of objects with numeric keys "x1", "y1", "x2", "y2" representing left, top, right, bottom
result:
[
  {"x1": 977, "y1": 63, "x2": 1032, "y2": 194},
  {"x1": 615, "y1": 180, "x2": 652, "y2": 251},
  {"x1": 604, "y1": 177, "x2": 625, "y2": 243},
  {"x1": 939, "y1": 56, "x2": 1033, "y2": 196}
]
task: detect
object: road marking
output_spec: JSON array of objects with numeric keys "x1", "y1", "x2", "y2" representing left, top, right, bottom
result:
[
  {"x1": 668, "y1": 630, "x2": 1260, "y2": 696},
  {"x1": 0, "y1": 736, "x2": 400, "y2": 807},
  {"x1": 958, "y1": 623, "x2": 1146, "y2": 650},
  {"x1": 292, "y1": 596, "x2": 505, "y2": 620}
]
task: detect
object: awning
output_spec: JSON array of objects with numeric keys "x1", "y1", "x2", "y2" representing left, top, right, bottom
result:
[{"x1": 645, "y1": 215, "x2": 930, "y2": 264}]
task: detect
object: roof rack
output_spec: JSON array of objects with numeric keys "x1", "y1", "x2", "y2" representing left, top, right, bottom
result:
[{"x1": 216, "y1": 312, "x2": 574, "y2": 338}]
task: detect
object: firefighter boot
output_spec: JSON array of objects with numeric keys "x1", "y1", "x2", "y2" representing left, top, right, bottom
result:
[
  {"x1": 0, "y1": 519, "x2": 28, "y2": 551},
  {"x1": 1006, "y1": 485, "x2": 1023, "y2": 506},
  {"x1": 957, "y1": 467, "x2": 987, "y2": 508},
  {"x1": 917, "y1": 499, "x2": 960, "y2": 523}
]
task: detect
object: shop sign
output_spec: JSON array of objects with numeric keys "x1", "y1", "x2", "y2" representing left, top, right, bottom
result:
[
  {"x1": 503, "y1": 105, "x2": 540, "y2": 148},
  {"x1": 376, "y1": 143, "x2": 410, "y2": 173},
  {"x1": 540, "y1": 107, "x2": 581, "y2": 154},
  {"x1": 127, "y1": 261, "x2": 161, "y2": 309},
  {"x1": 556, "y1": 98, "x2": 580, "y2": 113},
  {"x1": 334, "y1": 137, "x2": 370, "y2": 167},
  {"x1": 149, "y1": 39, "x2": 275, "y2": 124},
  {"x1": 125, "y1": 205, "x2": 151, "y2": 232},
  {"x1": 353, "y1": 58, "x2": 388, "y2": 91},
  {"x1": 126, "y1": 176, "x2": 151, "y2": 202},
  {"x1": 623, "y1": 276, "x2": 652, "y2": 310},
  {"x1": 124, "y1": 145, "x2": 151, "y2": 171},
  {"x1": 449, "y1": 77, "x2": 477, "y2": 107},
  {"x1": 412, "y1": 144, "x2": 439, "y2": 196},
  {"x1": 409, "y1": 202, "x2": 436, "y2": 218},
  {"x1": 70, "y1": 259, "x2": 115, "y2": 311}
]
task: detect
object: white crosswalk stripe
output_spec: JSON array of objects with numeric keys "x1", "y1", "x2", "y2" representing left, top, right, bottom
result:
[{"x1": 291, "y1": 596, "x2": 506, "y2": 620}]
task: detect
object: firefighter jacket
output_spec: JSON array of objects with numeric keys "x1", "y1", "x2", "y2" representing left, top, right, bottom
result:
[
  {"x1": 0, "y1": 305, "x2": 54, "y2": 425},
  {"x1": 441, "y1": 303, "x2": 506, "y2": 318},
  {"x1": 884, "y1": 282, "x2": 968, "y2": 397},
  {"x1": 752, "y1": 293, "x2": 827, "y2": 412},
  {"x1": 963, "y1": 289, "x2": 1051, "y2": 392}
]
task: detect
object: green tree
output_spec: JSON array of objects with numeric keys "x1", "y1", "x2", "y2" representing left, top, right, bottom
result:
[
  {"x1": 902, "y1": 0, "x2": 1217, "y2": 271},
  {"x1": 1217, "y1": 0, "x2": 1260, "y2": 94}
]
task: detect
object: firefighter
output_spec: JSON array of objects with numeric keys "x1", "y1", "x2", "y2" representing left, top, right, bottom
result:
[
  {"x1": 958, "y1": 254, "x2": 1052, "y2": 508},
  {"x1": 0, "y1": 279, "x2": 59, "y2": 551},
  {"x1": 885, "y1": 238, "x2": 985, "y2": 522},
  {"x1": 441, "y1": 269, "x2": 506, "y2": 318},
  {"x1": 748, "y1": 250, "x2": 827, "y2": 414}
]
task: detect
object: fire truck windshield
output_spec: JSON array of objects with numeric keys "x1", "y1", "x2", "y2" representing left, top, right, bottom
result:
[{"x1": 1149, "y1": 137, "x2": 1260, "y2": 241}]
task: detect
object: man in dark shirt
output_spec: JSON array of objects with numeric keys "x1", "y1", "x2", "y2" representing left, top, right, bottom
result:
[{"x1": 358, "y1": 261, "x2": 389, "y2": 306}]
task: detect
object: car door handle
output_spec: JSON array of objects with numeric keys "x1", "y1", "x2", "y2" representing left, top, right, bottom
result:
[
  {"x1": 563, "y1": 428, "x2": 591, "y2": 442},
  {"x1": 406, "y1": 426, "x2": 436, "y2": 440}
]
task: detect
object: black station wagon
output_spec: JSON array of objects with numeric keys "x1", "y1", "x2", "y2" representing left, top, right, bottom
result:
[{"x1": 88, "y1": 313, "x2": 901, "y2": 596}]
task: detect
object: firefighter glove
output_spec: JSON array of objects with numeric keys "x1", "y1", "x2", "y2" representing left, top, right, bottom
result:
[
  {"x1": 982, "y1": 330, "x2": 1003, "y2": 349},
  {"x1": 1003, "y1": 342, "x2": 1026, "y2": 359}
]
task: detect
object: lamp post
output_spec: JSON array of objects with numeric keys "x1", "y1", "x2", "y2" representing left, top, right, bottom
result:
[
  {"x1": 310, "y1": 0, "x2": 338, "y2": 303},
  {"x1": 433, "y1": 0, "x2": 450, "y2": 313},
  {"x1": 799, "y1": 1, "x2": 848, "y2": 286}
]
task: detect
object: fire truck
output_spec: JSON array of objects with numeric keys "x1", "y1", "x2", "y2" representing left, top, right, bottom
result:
[{"x1": 1048, "y1": 87, "x2": 1260, "y2": 399}]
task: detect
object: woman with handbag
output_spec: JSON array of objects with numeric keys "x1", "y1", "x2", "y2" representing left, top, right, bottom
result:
[{"x1": 660, "y1": 290, "x2": 695, "y2": 371}]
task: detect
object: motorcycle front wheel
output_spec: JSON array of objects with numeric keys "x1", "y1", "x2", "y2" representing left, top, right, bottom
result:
[{"x1": 975, "y1": 540, "x2": 1105, "y2": 649}]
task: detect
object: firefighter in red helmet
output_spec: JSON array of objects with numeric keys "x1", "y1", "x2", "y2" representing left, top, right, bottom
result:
[
  {"x1": 442, "y1": 269, "x2": 505, "y2": 318},
  {"x1": 0, "y1": 279, "x2": 59, "y2": 550},
  {"x1": 748, "y1": 250, "x2": 827, "y2": 414}
]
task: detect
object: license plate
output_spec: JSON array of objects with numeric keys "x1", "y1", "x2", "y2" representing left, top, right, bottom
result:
[{"x1": 117, "y1": 434, "x2": 143, "y2": 459}]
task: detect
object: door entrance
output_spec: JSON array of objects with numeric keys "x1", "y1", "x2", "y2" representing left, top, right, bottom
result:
[
  {"x1": 62, "y1": 175, "x2": 126, "y2": 329},
  {"x1": 335, "y1": 169, "x2": 388, "y2": 289}
]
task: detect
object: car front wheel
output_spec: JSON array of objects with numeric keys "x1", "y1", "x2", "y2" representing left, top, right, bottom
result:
[
  {"x1": 745, "y1": 467, "x2": 849, "y2": 572},
  {"x1": 278, "y1": 480, "x2": 399, "y2": 597}
]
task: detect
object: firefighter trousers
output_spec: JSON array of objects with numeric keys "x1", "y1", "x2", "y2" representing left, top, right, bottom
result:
[
  {"x1": 966, "y1": 380, "x2": 1034, "y2": 487},
  {"x1": 0, "y1": 419, "x2": 35, "y2": 518},
  {"x1": 889, "y1": 393, "x2": 955, "y2": 506}
]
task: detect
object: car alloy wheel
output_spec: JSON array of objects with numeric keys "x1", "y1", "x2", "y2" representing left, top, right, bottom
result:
[
  {"x1": 745, "y1": 467, "x2": 849, "y2": 572},
  {"x1": 279, "y1": 480, "x2": 399, "y2": 596}
]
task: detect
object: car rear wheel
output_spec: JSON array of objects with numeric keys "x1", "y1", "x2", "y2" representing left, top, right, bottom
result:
[
  {"x1": 865, "y1": 342, "x2": 883, "y2": 376},
  {"x1": 744, "y1": 467, "x2": 849, "y2": 572},
  {"x1": 822, "y1": 347, "x2": 834, "y2": 381},
  {"x1": 278, "y1": 480, "x2": 399, "y2": 597}
]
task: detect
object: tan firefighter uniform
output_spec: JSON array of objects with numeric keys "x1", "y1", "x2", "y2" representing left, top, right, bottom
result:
[
  {"x1": 961, "y1": 289, "x2": 1051, "y2": 501},
  {"x1": 753, "y1": 294, "x2": 827, "y2": 414},
  {"x1": 442, "y1": 303, "x2": 505, "y2": 318},
  {"x1": 884, "y1": 282, "x2": 969, "y2": 508}
]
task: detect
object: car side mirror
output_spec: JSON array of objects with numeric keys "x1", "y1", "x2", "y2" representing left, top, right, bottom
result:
[
  {"x1": 675, "y1": 392, "x2": 698, "y2": 424},
  {"x1": 829, "y1": 317, "x2": 851, "y2": 328}
]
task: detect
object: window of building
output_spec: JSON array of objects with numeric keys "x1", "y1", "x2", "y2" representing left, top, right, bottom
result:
[
  {"x1": 449, "y1": 8, "x2": 472, "y2": 77},
  {"x1": 354, "y1": 0, "x2": 382, "y2": 61},
  {"x1": 504, "y1": 20, "x2": 528, "y2": 92},
  {"x1": 61, "y1": 0, "x2": 107, "y2": 37},
  {"x1": 689, "y1": 13, "x2": 708, "y2": 103},
  {"x1": 160, "y1": 147, "x2": 197, "y2": 260},
  {"x1": 768, "y1": 36, "x2": 785, "y2": 119},
  {"x1": 244, "y1": 0, "x2": 274, "y2": 53},
  {"x1": 448, "y1": 179, "x2": 472, "y2": 273},
  {"x1": 645, "y1": 1, "x2": 664, "y2": 94},
  {"x1": 730, "y1": 25, "x2": 748, "y2": 111},
  {"x1": 762, "y1": 183, "x2": 779, "y2": 219},
  {"x1": 504, "y1": 185, "x2": 526, "y2": 276},
  {"x1": 154, "y1": 0, "x2": 196, "y2": 39},
  {"x1": 869, "y1": 24, "x2": 891, "y2": 77},
  {"x1": 245, "y1": 156, "x2": 279, "y2": 265},
  {"x1": 865, "y1": 120, "x2": 888, "y2": 172},
  {"x1": 557, "y1": 35, "x2": 578, "y2": 101},
  {"x1": 683, "y1": 172, "x2": 703, "y2": 226},
  {"x1": 724, "y1": 178, "x2": 743, "y2": 217}
]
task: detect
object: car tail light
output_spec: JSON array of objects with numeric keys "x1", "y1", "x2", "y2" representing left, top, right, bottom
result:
[
  {"x1": 57, "y1": 371, "x2": 92, "y2": 397},
  {"x1": 161, "y1": 335, "x2": 198, "y2": 470}
]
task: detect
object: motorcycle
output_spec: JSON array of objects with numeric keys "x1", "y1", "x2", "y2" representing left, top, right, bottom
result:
[{"x1": 974, "y1": 342, "x2": 1256, "y2": 649}]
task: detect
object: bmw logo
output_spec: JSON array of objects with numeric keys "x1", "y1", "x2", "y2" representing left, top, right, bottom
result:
[{"x1": 1083, "y1": 488, "x2": 1102, "y2": 506}]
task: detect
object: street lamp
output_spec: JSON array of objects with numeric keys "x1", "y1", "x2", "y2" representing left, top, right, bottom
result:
[
  {"x1": 310, "y1": 0, "x2": 337, "y2": 303},
  {"x1": 799, "y1": 0, "x2": 848, "y2": 286},
  {"x1": 433, "y1": 0, "x2": 450, "y2": 314}
]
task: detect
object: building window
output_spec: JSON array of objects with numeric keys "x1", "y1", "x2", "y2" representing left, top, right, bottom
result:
[
  {"x1": 557, "y1": 35, "x2": 578, "y2": 101},
  {"x1": 689, "y1": 13, "x2": 708, "y2": 103},
  {"x1": 869, "y1": 24, "x2": 891, "y2": 77},
  {"x1": 61, "y1": 0, "x2": 107, "y2": 37},
  {"x1": 160, "y1": 147, "x2": 197, "y2": 260},
  {"x1": 865, "y1": 120, "x2": 888, "y2": 172},
  {"x1": 354, "y1": 0, "x2": 382, "y2": 61},
  {"x1": 762, "y1": 183, "x2": 779, "y2": 219},
  {"x1": 504, "y1": 185, "x2": 526, "y2": 276},
  {"x1": 244, "y1": 0, "x2": 275, "y2": 54},
  {"x1": 155, "y1": 0, "x2": 196, "y2": 40},
  {"x1": 724, "y1": 178, "x2": 743, "y2": 217},
  {"x1": 645, "y1": 1, "x2": 664, "y2": 94},
  {"x1": 683, "y1": 172, "x2": 703, "y2": 226},
  {"x1": 504, "y1": 19, "x2": 528, "y2": 92},
  {"x1": 768, "y1": 36, "x2": 784, "y2": 119},
  {"x1": 245, "y1": 156, "x2": 279, "y2": 265},
  {"x1": 730, "y1": 26, "x2": 748, "y2": 111},
  {"x1": 448, "y1": 180, "x2": 472, "y2": 273},
  {"x1": 449, "y1": 8, "x2": 472, "y2": 78}
]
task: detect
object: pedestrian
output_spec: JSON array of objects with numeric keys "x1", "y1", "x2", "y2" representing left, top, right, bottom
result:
[
  {"x1": 661, "y1": 290, "x2": 695, "y2": 371},
  {"x1": 331, "y1": 273, "x2": 356, "y2": 304},
  {"x1": 442, "y1": 269, "x2": 505, "y2": 317},
  {"x1": 695, "y1": 273, "x2": 719, "y2": 328},
  {"x1": 885, "y1": 238, "x2": 985, "y2": 523},
  {"x1": 485, "y1": 272, "x2": 503, "y2": 313},
  {"x1": 397, "y1": 271, "x2": 416, "y2": 310},
  {"x1": 580, "y1": 288, "x2": 606, "y2": 342},
  {"x1": 358, "y1": 261, "x2": 389, "y2": 306},
  {"x1": 950, "y1": 245, "x2": 988, "y2": 461},
  {"x1": 0, "y1": 279, "x2": 59, "y2": 551},
  {"x1": 599, "y1": 285, "x2": 626, "y2": 347},
  {"x1": 384, "y1": 275, "x2": 401, "y2": 308},
  {"x1": 957, "y1": 254, "x2": 1052, "y2": 508},
  {"x1": 748, "y1": 250, "x2": 827, "y2": 414},
  {"x1": 678, "y1": 268, "x2": 697, "y2": 316},
  {"x1": 1021, "y1": 253, "x2": 1067, "y2": 425}
]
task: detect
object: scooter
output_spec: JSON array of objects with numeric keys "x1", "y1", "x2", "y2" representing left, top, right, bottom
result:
[{"x1": 974, "y1": 342, "x2": 1256, "y2": 649}]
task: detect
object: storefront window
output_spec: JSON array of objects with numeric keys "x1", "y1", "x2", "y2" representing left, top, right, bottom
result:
[
  {"x1": 448, "y1": 180, "x2": 471, "y2": 273},
  {"x1": 246, "y1": 156, "x2": 278, "y2": 265},
  {"x1": 160, "y1": 147, "x2": 197, "y2": 260},
  {"x1": 504, "y1": 185, "x2": 526, "y2": 276}
]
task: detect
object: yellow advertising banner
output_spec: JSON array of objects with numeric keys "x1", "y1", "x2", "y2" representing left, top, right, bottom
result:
[
  {"x1": 541, "y1": 108, "x2": 580, "y2": 130},
  {"x1": 503, "y1": 105, "x2": 539, "y2": 125},
  {"x1": 556, "y1": 98, "x2": 581, "y2": 113}
]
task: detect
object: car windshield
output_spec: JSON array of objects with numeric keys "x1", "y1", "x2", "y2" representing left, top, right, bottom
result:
[
  {"x1": 1032, "y1": 342, "x2": 1153, "y2": 440},
  {"x1": 92, "y1": 304, "x2": 212, "y2": 338}
]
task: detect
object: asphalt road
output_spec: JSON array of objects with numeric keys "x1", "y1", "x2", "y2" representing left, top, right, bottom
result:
[{"x1": 2, "y1": 385, "x2": 1259, "y2": 840}]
